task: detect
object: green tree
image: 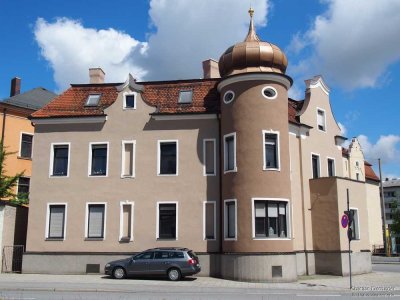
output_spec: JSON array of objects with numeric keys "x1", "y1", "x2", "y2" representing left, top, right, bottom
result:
[
  {"x1": 390, "y1": 199, "x2": 400, "y2": 235},
  {"x1": 0, "y1": 141, "x2": 27, "y2": 205}
]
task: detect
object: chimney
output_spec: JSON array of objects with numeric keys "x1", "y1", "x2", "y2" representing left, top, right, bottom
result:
[
  {"x1": 202, "y1": 59, "x2": 220, "y2": 79},
  {"x1": 89, "y1": 68, "x2": 105, "y2": 84},
  {"x1": 10, "y1": 77, "x2": 21, "y2": 97}
]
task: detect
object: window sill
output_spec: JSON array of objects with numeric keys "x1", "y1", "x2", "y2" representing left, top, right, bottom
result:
[
  {"x1": 17, "y1": 156, "x2": 32, "y2": 161},
  {"x1": 253, "y1": 237, "x2": 291, "y2": 241},
  {"x1": 204, "y1": 238, "x2": 216, "y2": 241},
  {"x1": 88, "y1": 174, "x2": 108, "y2": 178},
  {"x1": 263, "y1": 168, "x2": 280, "y2": 172},
  {"x1": 156, "y1": 238, "x2": 177, "y2": 241},
  {"x1": 84, "y1": 238, "x2": 104, "y2": 241},
  {"x1": 223, "y1": 169, "x2": 237, "y2": 174},
  {"x1": 119, "y1": 237, "x2": 133, "y2": 243},
  {"x1": 50, "y1": 175, "x2": 68, "y2": 178},
  {"x1": 121, "y1": 175, "x2": 135, "y2": 179},
  {"x1": 45, "y1": 238, "x2": 64, "y2": 241},
  {"x1": 123, "y1": 107, "x2": 136, "y2": 110},
  {"x1": 224, "y1": 238, "x2": 237, "y2": 241},
  {"x1": 157, "y1": 174, "x2": 178, "y2": 177},
  {"x1": 204, "y1": 173, "x2": 216, "y2": 177}
]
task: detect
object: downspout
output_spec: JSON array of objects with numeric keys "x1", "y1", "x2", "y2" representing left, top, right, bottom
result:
[
  {"x1": 218, "y1": 113, "x2": 223, "y2": 255},
  {"x1": 1, "y1": 108, "x2": 6, "y2": 147},
  {"x1": 298, "y1": 128, "x2": 309, "y2": 275}
]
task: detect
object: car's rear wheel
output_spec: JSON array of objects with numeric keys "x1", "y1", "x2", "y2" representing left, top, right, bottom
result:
[
  {"x1": 167, "y1": 268, "x2": 181, "y2": 281},
  {"x1": 113, "y1": 267, "x2": 126, "y2": 279}
]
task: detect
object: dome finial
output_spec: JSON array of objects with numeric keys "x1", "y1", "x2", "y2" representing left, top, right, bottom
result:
[{"x1": 245, "y1": 6, "x2": 260, "y2": 42}]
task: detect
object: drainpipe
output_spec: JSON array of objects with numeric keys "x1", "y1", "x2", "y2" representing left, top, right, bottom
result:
[
  {"x1": 218, "y1": 113, "x2": 223, "y2": 255},
  {"x1": 298, "y1": 128, "x2": 309, "y2": 275},
  {"x1": 1, "y1": 108, "x2": 6, "y2": 147}
]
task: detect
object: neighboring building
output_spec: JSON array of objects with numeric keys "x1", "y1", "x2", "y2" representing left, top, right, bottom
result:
[
  {"x1": 0, "y1": 77, "x2": 57, "y2": 199},
  {"x1": 24, "y1": 10, "x2": 381, "y2": 281},
  {"x1": 383, "y1": 178, "x2": 400, "y2": 254},
  {"x1": 0, "y1": 77, "x2": 56, "y2": 272},
  {"x1": 342, "y1": 138, "x2": 383, "y2": 251}
]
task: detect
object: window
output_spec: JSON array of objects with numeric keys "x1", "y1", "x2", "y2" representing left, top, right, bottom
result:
[
  {"x1": 120, "y1": 202, "x2": 134, "y2": 242},
  {"x1": 263, "y1": 131, "x2": 279, "y2": 170},
  {"x1": 204, "y1": 201, "x2": 216, "y2": 240},
  {"x1": 203, "y1": 139, "x2": 216, "y2": 176},
  {"x1": 178, "y1": 90, "x2": 193, "y2": 104},
  {"x1": 224, "y1": 133, "x2": 236, "y2": 173},
  {"x1": 154, "y1": 251, "x2": 184, "y2": 259},
  {"x1": 20, "y1": 133, "x2": 33, "y2": 158},
  {"x1": 262, "y1": 86, "x2": 278, "y2": 99},
  {"x1": 123, "y1": 92, "x2": 136, "y2": 109},
  {"x1": 157, "y1": 203, "x2": 177, "y2": 239},
  {"x1": 46, "y1": 204, "x2": 66, "y2": 239},
  {"x1": 224, "y1": 199, "x2": 237, "y2": 240},
  {"x1": 317, "y1": 109, "x2": 326, "y2": 131},
  {"x1": 223, "y1": 91, "x2": 235, "y2": 104},
  {"x1": 135, "y1": 252, "x2": 154, "y2": 260},
  {"x1": 85, "y1": 94, "x2": 101, "y2": 106},
  {"x1": 327, "y1": 158, "x2": 335, "y2": 177},
  {"x1": 17, "y1": 177, "x2": 30, "y2": 197},
  {"x1": 86, "y1": 204, "x2": 106, "y2": 239},
  {"x1": 89, "y1": 143, "x2": 108, "y2": 176},
  {"x1": 121, "y1": 141, "x2": 135, "y2": 178},
  {"x1": 158, "y1": 141, "x2": 178, "y2": 175},
  {"x1": 253, "y1": 200, "x2": 288, "y2": 238},
  {"x1": 356, "y1": 173, "x2": 360, "y2": 181},
  {"x1": 349, "y1": 209, "x2": 360, "y2": 240},
  {"x1": 312, "y1": 154, "x2": 320, "y2": 179},
  {"x1": 50, "y1": 144, "x2": 70, "y2": 176}
]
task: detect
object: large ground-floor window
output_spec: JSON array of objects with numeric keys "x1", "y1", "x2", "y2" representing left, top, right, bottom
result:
[{"x1": 253, "y1": 199, "x2": 289, "y2": 238}]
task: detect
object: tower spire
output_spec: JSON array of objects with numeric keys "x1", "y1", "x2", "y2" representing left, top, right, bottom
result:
[{"x1": 245, "y1": 6, "x2": 260, "y2": 42}]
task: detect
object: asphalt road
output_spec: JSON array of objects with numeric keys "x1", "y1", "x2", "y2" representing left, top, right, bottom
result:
[{"x1": 372, "y1": 263, "x2": 400, "y2": 273}]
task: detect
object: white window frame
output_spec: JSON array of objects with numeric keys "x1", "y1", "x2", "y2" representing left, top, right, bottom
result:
[
  {"x1": 349, "y1": 207, "x2": 360, "y2": 240},
  {"x1": 19, "y1": 132, "x2": 34, "y2": 158},
  {"x1": 16, "y1": 176, "x2": 30, "y2": 196},
  {"x1": 251, "y1": 198, "x2": 291, "y2": 240},
  {"x1": 223, "y1": 132, "x2": 237, "y2": 174},
  {"x1": 121, "y1": 140, "x2": 136, "y2": 178},
  {"x1": 85, "y1": 202, "x2": 107, "y2": 239},
  {"x1": 45, "y1": 203, "x2": 67, "y2": 240},
  {"x1": 203, "y1": 138, "x2": 216, "y2": 176},
  {"x1": 224, "y1": 199, "x2": 237, "y2": 241},
  {"x1": 311, "y1": 152, "x2": 321, "y2": 178},
  {"x1": 157, "y1": 140, "x2": 179, "y2": 176},
  {"x1": 261, "y1": 86, "x2": 278, "y2": 100},
  {"x1": 123, "y1": 91, "x2": 137, "y2": 110},
  {"x1": 119, "y1": 201, "x2": 134, "y2": 242},
  {"x1": 49, "y1": 142, "x2": 71, "y2": 178},
  {"x1": 203, "y1": 201, "x2": 216, "y2": 240},
  {"x1": 316, "y1": 108, "x2": 327, "y2": 132},
  {"x1": 223, "y1": 90, "x2": 235, "y2": 104},
  {"x1": 156, "y1": 201, "x2": 178, "y2": 240},
  {"x1": 262, "y1": 130, "x2": 280, "y2": 171},
  {"x1": 327, "y1": 157, "x2": 336, "y2": 177},
  {"x1": 88, "y1": 142, "x2": 109, "y2": 177}
]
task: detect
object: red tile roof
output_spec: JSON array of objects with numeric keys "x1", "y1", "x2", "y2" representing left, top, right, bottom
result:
[
  {"x1": 141, "y1": 79, "x2": 219, "y2": 114},
  {"x1": 288, "y1": 98, "x2": 303, "y2": 125},
  {"x1": 364, "y1": 161, "x2": 380, "y2": 182},
  {"x1": 31, "y1": 84, "x2": 119, "y2": 118}
]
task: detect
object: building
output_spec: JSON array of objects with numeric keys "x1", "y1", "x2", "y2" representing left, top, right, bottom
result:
[
  {"x1": 23, "y1": 10, "x2": 381, "y2": 281},
  {"x1": 1, "y1": 77, "x2": 57, "y2": 199},
  {"x1": 383, "y1": 178, "x2": 400, "y2": 254}
]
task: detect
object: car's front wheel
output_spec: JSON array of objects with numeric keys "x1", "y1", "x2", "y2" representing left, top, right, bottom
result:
[
  {"x1": 167, "y1": 268, "x2": 181, "y2": 281},
  {"x1": 113, "y1": 267, "x2": 126, "y2": 279}
]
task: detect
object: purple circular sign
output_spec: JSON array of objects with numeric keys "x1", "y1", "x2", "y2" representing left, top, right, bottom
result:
[{"x1": 341, "y1": 214, "x2": 349, "y2": 228}]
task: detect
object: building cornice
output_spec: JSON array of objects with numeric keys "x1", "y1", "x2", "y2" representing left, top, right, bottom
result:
[
  {"x1": 217, "y1": 73, "x2": 292, "y2": 91},
  {"x1": 31, "y1": 116, "x2": 107, "y2": 125},
  {"x1": 150, "y1": 113, "x2": 218, "y2": 121}
]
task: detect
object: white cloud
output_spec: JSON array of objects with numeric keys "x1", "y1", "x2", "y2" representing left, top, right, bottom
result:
[
  {"x1": 34, "y1": 1, "x2": 269, "y2": 90},
  {"x1": 34, "y1": 18, "x2": 148, "y2": 91},
  {"x1": 358, "y1": 134, "x2": 400, "y2": 164},
  {"x1": 338, "y1": 122, "x2": 346, "y2": 136},
  {"x1": 290, "y1": 0, "x2": 400, "y2": 90}
]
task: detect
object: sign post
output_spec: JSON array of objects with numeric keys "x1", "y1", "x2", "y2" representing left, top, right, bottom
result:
[{"x1": 346, "y1": 188, "x2": 352, "y2": 290}]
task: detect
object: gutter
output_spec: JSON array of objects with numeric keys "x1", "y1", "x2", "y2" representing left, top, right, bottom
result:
[{"x1": 1, "y1": 108, "x2": 6, "y2": 146}]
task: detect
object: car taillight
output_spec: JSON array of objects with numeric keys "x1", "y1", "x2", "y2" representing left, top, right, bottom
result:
[{"x1": 188, "y1": 258, "x2": 196, "y2": 265}]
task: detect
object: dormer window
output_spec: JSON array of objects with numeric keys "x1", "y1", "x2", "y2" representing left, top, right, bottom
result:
[
  {"x1": 178, "y1": 90, "x2": 193, "y2": 104},
  {"x1": 123, "y1": 92, "x2": 136, "y2": 109},
  {"x1": 85, "y1": 94, "x2": 101, "y2": 106},
  {"x1": 317, "y1": 108, "x2": 326, "y2": 131}
]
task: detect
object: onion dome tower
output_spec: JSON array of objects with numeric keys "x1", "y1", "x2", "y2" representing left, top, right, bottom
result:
[{"x1": 217, "y1": 8, "x2": 295, "y2": 281}]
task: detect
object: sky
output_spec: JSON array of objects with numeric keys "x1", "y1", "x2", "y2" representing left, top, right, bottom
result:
[{"x1": 0, "y1": 0, "x2": 399, "y2": 179}]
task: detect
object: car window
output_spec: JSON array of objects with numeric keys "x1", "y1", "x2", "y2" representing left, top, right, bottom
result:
[
  {"x1": 154, "y1": 251, "x2": 170, "y2": 259},
  {"x1": 134, "y1": 252, "x2": 154, "y2": 260},
  {"x1": 169, "y1": 251, "x2": 184, "y2": 259},
  {"x1": 188, "y1": 251, "x2": 197, "y2": 259}
]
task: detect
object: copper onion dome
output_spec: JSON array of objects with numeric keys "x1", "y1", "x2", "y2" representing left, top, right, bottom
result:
[{"x1": 218, "y1": 8, "x2": 288, "y2": 77}]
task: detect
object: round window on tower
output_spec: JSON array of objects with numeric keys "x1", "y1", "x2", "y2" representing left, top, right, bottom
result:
[
  {"x1": 262, "y1": 86, "x2": 278, "y2": 100},
  {"x1": 223, "y1": 91, "x2": 235, "y2": 104}
]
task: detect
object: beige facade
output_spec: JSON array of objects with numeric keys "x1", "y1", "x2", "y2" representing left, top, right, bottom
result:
[{"x1": 23, "y1": 12, "x2": 381, "y2": 282}]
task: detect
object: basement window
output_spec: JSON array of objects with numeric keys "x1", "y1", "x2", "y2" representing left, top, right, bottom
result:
[
  {"x1": 85, "y1": 94, "x2": 101, "y2": 106},
  {"x1": 178, "y1": 90, "x2": 193, "y2": 104}
]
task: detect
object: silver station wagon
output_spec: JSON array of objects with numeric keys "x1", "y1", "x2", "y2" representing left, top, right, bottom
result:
[{"x1": 104, "y1": 247, "x2": 201, "y2": 281}]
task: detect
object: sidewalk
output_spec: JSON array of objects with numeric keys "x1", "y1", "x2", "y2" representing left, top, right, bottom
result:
[{"x1": 0, "y1": 271, "x2": 399, "y2": 292}]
